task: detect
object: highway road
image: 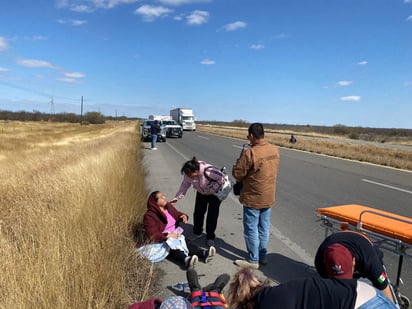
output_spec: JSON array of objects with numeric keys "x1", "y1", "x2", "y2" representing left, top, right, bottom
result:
[{"x1": 142, "y1": 130, "x2": 412, "y2": 302}]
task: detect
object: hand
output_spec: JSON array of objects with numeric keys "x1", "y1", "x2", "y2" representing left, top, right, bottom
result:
[
  {"x1": 180, "y1": 214, "x2": 188, "y2": 223},
  {"x1": 167, "y1": 232, "x2": 179, "y2": 239},
  {"x1": 169, "y1": 198, "x2": 178, "y2": 204}
]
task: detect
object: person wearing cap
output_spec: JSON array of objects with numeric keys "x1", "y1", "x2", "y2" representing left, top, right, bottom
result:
[
  {"x1": 227, "y1": 267, "x2": 397, "y2": 309},
  {"x1": 150, "y1": 120, "x2": 161, "y2": 150},
  {"x1": 314, "y1": 230, "x2": 395, "y2": 303}
]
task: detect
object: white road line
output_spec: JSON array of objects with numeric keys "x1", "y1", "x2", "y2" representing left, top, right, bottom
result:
[
  {"x1": 270, "y1": 225, "x2": 314, "y2": 266},
  {"x1": 233, "y1": 144, "x2": 244, "y2": 149},
  {"x1": 362, "y1": 179, "x2": 412, "y2": 194},
  {"x1": 167, "y1": 142, "x2": 189, "y2": 161},
  {"x1": 198, "y1": 135, "x2": 209, "y2": 139}
]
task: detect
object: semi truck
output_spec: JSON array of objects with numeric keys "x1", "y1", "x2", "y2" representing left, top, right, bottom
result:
[
  {"x1": 148, "y1": 115, "x2": 172, "y2": 121},
  {"x1": 170, "y1": 108, "x2": 196, "y2": 131}
]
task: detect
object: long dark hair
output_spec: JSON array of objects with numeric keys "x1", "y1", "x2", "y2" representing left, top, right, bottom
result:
[{"x1": 180, "y1": 157, "x2": 200, "y2": 175}]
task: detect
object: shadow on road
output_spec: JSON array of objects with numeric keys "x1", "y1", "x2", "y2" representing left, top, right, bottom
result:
[{"x1": 259, "y1": 253, "x2": 318, "y2": 284}]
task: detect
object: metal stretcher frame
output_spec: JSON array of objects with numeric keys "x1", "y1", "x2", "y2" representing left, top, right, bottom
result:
[{"x1": 316, "y1": 204, "x2": 412, "y2": 308}]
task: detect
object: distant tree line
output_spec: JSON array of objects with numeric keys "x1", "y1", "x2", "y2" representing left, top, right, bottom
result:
[
  {"x1": 197, "y1": 120, "x2": 412, "y2": 141},
  {"x1": 0, "y1": 110, "x2": 130, "y2": 124}
]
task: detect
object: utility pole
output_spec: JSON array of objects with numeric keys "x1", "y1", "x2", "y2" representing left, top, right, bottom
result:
[
  {"x1": 80, "y1": 96, "x2": 83, "y2": 125},
  {"x1": 50, "y1": 96, "x2": 55, "y2": 115}
]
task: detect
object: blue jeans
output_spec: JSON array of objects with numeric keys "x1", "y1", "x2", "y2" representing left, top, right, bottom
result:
[
  {"x1": 243, "y1": 206, "x2": 271, "y2": 263},
  {"x1": 151, "y1": 134, "x2": 158, "y2": 148},
  {"x1": 357, "y1": 289, "x2": 397, "y2": 309}
]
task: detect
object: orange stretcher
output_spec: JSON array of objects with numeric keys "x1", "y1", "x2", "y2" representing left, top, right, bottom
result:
[{"x1": 316, "y1": 204, "x2": 412, "y2": 309}]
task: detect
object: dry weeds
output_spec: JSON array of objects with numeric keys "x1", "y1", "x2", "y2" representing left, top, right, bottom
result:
[
  {"x1": 197, "y1": 124, "x2": 412, "y2": 171},
  {"x1": 0, "y1": 121, "x2": 155, "y2": 308}
]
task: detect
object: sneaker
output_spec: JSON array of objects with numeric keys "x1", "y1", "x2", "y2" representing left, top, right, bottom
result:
[
  {"x1": 186, "y1": 255, "x2": 198, "y2": 269},
  {"x1": 171, "y1": 282, "x2": 190, "y2": 293},
  {"x1": 234, "y1": 259, "x2": 259, "y2": 269},
  {"x1": 259, "y1": 258, "x2": 268, "y2": 265},
  {"x1": 206, "y1": 239, "x2": 215, "y2": 247},
  {"x1": 151, "y1": 147, "x2": 157, "y2": 150},
  {"x1": 203, "y1": 246, "x2": 216, "y2": 263},
  {"x1": 211, "y1": 273, "x2": 231, "y2": 293}
]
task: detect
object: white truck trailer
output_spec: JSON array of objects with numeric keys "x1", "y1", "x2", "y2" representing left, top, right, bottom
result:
[{"x1": 170, "y1": 108, "x2": 196, "y2": 131}]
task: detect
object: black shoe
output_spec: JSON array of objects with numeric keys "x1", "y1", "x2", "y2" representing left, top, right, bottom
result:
[
  {"x1": 213, "y1": 273, "x2": 231, "y2": 292},
  {"x1": 204, "y1": 273, "x2": 231, "y2": 293},
  {"x1": 186, "y1": 268, "x2": 201, "y2": 292}
]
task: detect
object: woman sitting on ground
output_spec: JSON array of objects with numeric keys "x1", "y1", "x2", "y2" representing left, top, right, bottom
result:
[
  {"x1": 142, "y1": 191, "x2": 215, "y2": 269},
  {"x1": 227, "y1": 268, "x2": 397, "y2": 309}
]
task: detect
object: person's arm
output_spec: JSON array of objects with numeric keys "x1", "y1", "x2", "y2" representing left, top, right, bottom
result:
[
  {"x1": 381, "y1": 285, "x2": 395, "y2": 303},
  {"x1": 232, "y1": 149, "x2": 253, "y2": 181},
  {"x1": 143, "y1": 213, "x2": 167, "y2": 243},
  {"x1": 173, "y1": 176, "x2": 191, "y2": 201}
]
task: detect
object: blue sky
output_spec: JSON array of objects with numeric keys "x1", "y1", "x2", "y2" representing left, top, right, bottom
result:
[{"x1": 0, "y1": 0, "x2": 411, "y2": 128}]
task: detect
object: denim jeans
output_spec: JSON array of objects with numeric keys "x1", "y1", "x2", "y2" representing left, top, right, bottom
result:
[
  {"x1": 357, "y1": 289, "x2": 398, "y2": 309},
  {"x1": 151, "y1": 134, "x2": 158, "y2": 148},
  {"x1": 243, "y1": 206, "x2": 271, "y2": 263}
]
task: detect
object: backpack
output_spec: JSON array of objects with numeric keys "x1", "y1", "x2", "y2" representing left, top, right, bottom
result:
[
  {"x1": 189, "y1": 290, "x2": 228, "y2": 309},
  {"x1": 204, "y1": 166, "x2": 233, "y2": 201}
]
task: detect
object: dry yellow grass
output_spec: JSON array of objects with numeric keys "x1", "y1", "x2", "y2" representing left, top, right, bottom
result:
[
  {"x1": 0, "y1": 121, "x2": 154, "y2": 308},
  {"x1": 198, "y1": 124, "x2": 412, "y2": 171}
]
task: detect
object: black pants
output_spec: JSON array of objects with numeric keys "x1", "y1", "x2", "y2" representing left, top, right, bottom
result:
[
  {"x1": 168, "y1": 243, "x2": 206, "y2": 265},
  {"x1": 193, "y1": 192, "x2": 221, "y2": 240}
]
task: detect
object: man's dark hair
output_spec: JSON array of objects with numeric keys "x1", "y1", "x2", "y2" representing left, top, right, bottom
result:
[
  {"x1": 181, "y1": 157, "x2": 200, "y2": 175},
  {"x1": 248, "y1": 123, "x2": 264, "y2": 139}
]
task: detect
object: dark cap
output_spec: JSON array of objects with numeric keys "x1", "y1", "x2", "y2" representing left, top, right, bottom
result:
[{"x1": 324, "y1": 243, "x2": 354, "y2": 279}]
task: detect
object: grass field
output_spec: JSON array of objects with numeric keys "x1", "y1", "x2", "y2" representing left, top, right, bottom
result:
[
  {"x1": 1, "y1": 120, "x2": 410, "y2": 308},
  {"x1": 197, "y1": 124, "x2": 412, "y2": 171},
  {"x1": 0, "y1": 120, "x2": 154, "y2": 308}
]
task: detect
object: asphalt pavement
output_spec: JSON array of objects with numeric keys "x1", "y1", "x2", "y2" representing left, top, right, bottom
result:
[{"x1": 141, "y1": 140, "x2": 317, "y2": 301}]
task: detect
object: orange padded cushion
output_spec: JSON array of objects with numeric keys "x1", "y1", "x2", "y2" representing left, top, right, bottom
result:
[{"x1": 317, "y1": 204, "x2": 412, "y2": 245}]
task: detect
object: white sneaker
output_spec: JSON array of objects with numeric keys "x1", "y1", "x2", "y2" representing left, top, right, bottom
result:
[
  {"x1": 151, "y1": 147, "x2": 157, "y2": 150},
  {"x1": 186, "y1": 255, "x2": 198, "y2": 269},
  {"x1": 234, "y1": 259, "x2": 259, "y2": 269}
]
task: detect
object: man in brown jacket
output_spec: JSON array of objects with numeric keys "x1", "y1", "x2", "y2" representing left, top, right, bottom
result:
[{"x1": 232, "y1": 123, "x2": 280, "y2": 269}]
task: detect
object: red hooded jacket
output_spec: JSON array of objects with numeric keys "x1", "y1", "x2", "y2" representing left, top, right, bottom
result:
[{"x1": 143, "y1": 195, "x2": 188, "y2": 243}]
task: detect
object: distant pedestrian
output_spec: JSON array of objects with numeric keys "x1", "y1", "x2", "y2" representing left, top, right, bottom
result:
[
  {"x1": 150, "y1": 120, "x2": 161, "y2": 150},
  {"x1": 289, "y1": 134, "x2": 296, "y2": 144},
  {"x1": 170, "y1": 157, "x2": 226, "y2": 248},
  {"x1": 232, "y1": 123, "x2": 280, "y2": 269}
]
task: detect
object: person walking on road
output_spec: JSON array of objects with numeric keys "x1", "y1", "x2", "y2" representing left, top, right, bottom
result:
[
  {"x1": 150, "y1": 120, "x2": 161, "y2": 150},
  {"x1": 314, "y1": 230, "x2": 396, "y2": 304},
  {"x1": 171, "y1": 157, "x2": 226, "y2": 248},
  {"x1": 232, "y1": 122, "x2": 280, "y2": 269}
]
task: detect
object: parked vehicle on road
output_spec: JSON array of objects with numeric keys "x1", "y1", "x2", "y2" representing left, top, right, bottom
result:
[
  {"x1": 162, "y1": 120, "x2": 183, "y2": 138},
  {"x1": 170, "y1": 108, "x2": 196, "y2": 131},
  {"x1": 141, "y1": 119, "x2": 167, "y2": 142}
]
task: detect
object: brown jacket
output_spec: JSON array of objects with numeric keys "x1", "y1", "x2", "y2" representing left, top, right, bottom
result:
[{"x1": 232, "y1": 139, "x2": 280, "y2": 209}]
